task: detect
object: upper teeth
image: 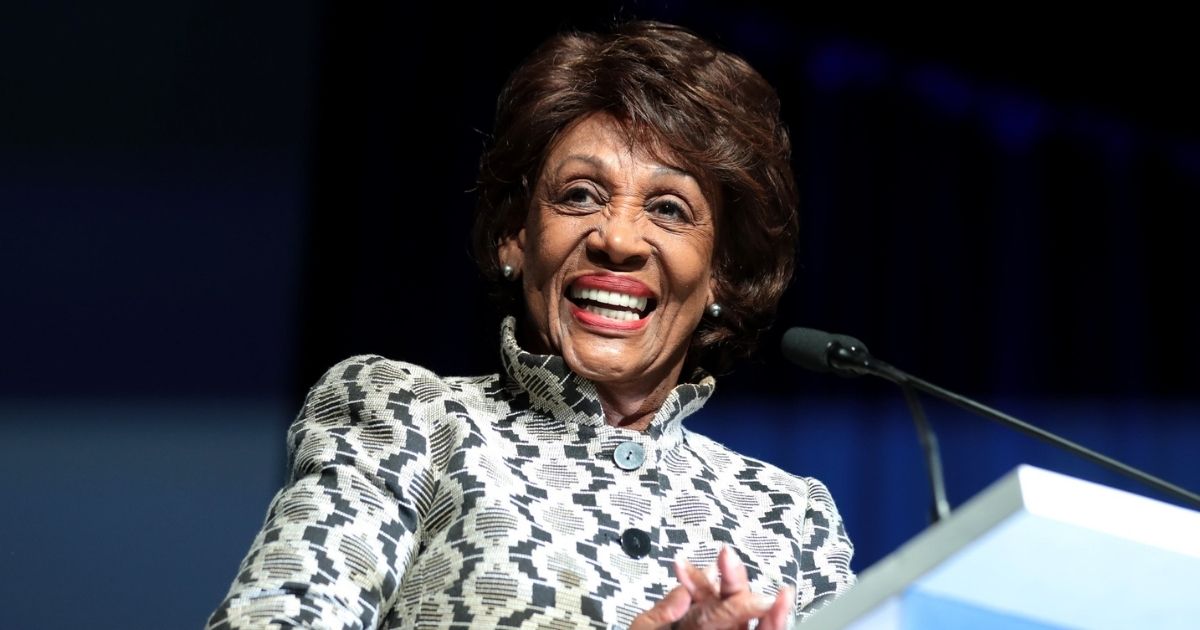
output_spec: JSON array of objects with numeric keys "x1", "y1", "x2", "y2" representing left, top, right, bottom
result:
[{"x1": 570, "y1": 286, "x2": 649, "y2": 312}]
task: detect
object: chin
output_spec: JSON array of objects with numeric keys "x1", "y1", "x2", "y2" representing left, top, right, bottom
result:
[
  {"x1": 564, "y1": 331, "x2": 690, "y2": 395},
  {"x1": 559, "y1": 332, "x2": 656, "y2": 385}
]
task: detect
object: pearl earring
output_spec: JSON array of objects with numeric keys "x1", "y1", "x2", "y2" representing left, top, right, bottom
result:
[
  {"x1": 706, "y1": 303, "x2": 722, "y2": 318},
  {"x1": 501, "y1": 264, "x2": 515, "y2": 280}
]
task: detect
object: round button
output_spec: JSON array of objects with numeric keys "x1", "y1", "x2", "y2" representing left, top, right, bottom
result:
[
  {"x1": 613, "y1": 441, "x2": 646, "y2": 471},
  {"x1": 620, "y1": 528, "x2": 652, "y2": 558}
]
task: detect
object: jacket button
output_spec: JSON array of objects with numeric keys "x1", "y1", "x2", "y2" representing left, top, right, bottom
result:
[
  {"x1": 620, "y1": 528, "x2": 652, "y2": 558},
  {"x1": 613, "y1": 441, "x2": 646, "y2": 471}
]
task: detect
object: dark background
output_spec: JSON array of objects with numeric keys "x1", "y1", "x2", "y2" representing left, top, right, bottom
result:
[{"x1": 3, "y1": 2, "x2": 1198, "y2": 627}]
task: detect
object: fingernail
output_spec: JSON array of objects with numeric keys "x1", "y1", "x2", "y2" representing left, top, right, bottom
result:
[
  {"x1": 755, "y1": 593, "x2": 776, "y2": 611},
  {"x1": 675, "y1": 560, "x2": 696, "y2": 591}
]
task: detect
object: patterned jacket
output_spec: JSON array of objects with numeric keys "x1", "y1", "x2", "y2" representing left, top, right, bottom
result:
[{"x1": 208, "y1": 318, "x2": 854, "y2": 629}]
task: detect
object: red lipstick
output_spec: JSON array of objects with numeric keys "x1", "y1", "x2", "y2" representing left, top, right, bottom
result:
[
  {"x1": 568, "y1": 273, "x2": 654, "y2": 331},
  {"x1": 570, "y1": 274, "x2": 654, "y2": 297},
  {"x1": 570, "y1": 304, "x2": 650, "y2": 331}
]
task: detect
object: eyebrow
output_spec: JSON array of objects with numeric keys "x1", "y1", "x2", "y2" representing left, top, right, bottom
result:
[
  {"x1": 557, "y1": 154, "x2": 607, "y2": 174},
  {"x1": 653, "y1": 164, "x2": 695, "y2": 179}
]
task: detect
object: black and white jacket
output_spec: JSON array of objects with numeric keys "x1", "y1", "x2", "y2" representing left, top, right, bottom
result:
[{"x1": 208, "y1": 318, "x2": 854, "y2": 629}]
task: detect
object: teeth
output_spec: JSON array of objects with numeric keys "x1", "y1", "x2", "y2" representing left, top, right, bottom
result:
[
  {"x1": 583, "y1": 304, "x2": 639, "y2": 321},
  {"x1": 570, "y1": 285, "x2": 649, "y2": 312}
]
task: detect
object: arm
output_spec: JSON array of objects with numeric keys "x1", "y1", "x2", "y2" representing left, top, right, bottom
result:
[
  {"x1": 208, "y1": 357, "x2": 435, "y2": 630},
  {"x1": 795, "y1": 477, "x2": 855, "y2": 621}
]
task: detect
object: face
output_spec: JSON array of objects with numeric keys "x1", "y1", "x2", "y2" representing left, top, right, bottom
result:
[{"x1": 499, "y1": 113, "x2": 717, "y2": 392}]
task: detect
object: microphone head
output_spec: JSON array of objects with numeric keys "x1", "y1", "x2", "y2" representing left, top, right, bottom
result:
[{"x1": 781, "y1": 327, "x2": 870, "y2": 374}]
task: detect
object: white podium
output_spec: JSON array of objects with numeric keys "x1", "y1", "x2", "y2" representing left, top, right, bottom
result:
[{"x1": 804, "y1": 466, "x2": 1200, "y2": 629}]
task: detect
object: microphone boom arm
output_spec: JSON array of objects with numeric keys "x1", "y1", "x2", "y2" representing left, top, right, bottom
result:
[{"x1": 828, "y1": 340, "x2": 1200, "y2": 510}]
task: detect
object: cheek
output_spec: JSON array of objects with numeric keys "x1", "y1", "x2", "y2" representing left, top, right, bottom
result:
[
  {"x1": 671, "y1": 237, "x2": 716, "y2": 301},
  {"x1": 525, "y1": 213, "x2": 586, "y2": 277}
]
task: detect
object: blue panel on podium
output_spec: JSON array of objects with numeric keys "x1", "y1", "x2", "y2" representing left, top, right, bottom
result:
[
  {"x1": 903, "y1": 590, "x2": 1058, "y2": 629},
  {"x1": 806, "y1": 466, "x2": 1200, "y2": 629}
]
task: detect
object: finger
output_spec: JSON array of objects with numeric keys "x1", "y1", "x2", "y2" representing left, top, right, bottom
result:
[
  {"x1": 676, "y1": 590, "x2": 776, "y2": 630},
  {"x1": 676, "y1": 561, "x2": 696, "y2": 592},
  {"x1": 674, "y1": 559, "x2": 697, "y2": 594},
  {"x1": 676, "y1": 558, "x2": 720, "y2": 604},
  {"x1": 704, "y1": 557, "x2": 719, "y2": 592},
  {"x1": 755, "y1": 586, "x2": 795, "y2": 630},
  {"x1": 629, "y1": 584, "x2": 693, "y2": 630},
  {"x1": 717, "y1": 545, "x2": 750, "y2": 599}
]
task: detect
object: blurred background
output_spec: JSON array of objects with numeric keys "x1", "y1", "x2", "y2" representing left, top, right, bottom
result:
[{"x1": 2, "y1": 1, "x2": 1198, "y2": 627}]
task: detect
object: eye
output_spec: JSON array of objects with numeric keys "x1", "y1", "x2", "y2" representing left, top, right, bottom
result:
[
  {"x1": 649, "y1": 199, "x2": 689, "y2": 221},
  {"x1": 562, "y1": 185, "x2": 600, "y2": 206}
]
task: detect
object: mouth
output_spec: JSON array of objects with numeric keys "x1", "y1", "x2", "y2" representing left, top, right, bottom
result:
[{"x1": 566, "y1": 275, "x2": 658, "y2": 328}]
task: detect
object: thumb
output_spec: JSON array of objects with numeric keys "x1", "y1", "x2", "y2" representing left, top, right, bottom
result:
[{"x1": 629, "y1": 584, "x2": 692, "y2": 630}]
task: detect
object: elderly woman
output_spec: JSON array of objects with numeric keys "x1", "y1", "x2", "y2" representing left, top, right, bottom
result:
[{"x1": 209, "y1": 21, "x2": 853, "y2": 630}]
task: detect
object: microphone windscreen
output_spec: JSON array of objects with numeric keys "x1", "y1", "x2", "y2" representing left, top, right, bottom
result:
[{"x1": 780, "y1": 327, "x2": 869, "y2": 373}]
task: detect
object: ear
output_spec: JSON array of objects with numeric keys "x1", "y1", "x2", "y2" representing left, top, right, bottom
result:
[
  {"x1": 497, "y1": 227, "x2": 527, "y2": 276},
  {"x1": 706, "y1": 272, "x2": 718, "y2": 308}
]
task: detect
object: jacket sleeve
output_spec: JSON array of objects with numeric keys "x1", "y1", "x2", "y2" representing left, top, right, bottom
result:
[
  {"x1": 794, "y1": 477, "x2": 856, "y2": 622},
  {"x1": 207, "y1": 356, "x2": 438, "y2": 630}
]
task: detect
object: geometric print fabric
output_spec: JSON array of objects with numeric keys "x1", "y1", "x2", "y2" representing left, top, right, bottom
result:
[{"x1": 208, "y1": 317, "x2": 855, "y2": 629}]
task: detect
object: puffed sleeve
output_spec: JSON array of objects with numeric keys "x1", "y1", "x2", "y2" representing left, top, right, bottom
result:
[
  {"x1": 207, "y1": 356, "x2": 440, "y2": 630},
  {"x1": 795, "y1": 477, "x2": 856, "y2": 622}
]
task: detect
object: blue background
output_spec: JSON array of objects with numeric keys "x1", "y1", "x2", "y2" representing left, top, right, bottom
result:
[{"x1": 2, "y1": 2, "x2": 1198, "y2": 627}]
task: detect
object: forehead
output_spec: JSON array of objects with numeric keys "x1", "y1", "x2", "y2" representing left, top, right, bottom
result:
[{"x1": 542, "y1": 112, "x2": 693, "y2": 179}]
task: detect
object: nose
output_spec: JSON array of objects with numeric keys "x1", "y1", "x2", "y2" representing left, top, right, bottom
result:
[{"x1": 586, "y1": 206, "x2": 652, "y2": 268}]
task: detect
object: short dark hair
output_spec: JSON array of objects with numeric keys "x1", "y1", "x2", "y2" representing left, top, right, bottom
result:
[{"x1": 472, "y1": 20, "x2": 798, "y2": 373}]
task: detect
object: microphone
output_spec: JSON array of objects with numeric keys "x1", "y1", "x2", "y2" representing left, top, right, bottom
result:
[
  {"x1": 781, "y1": 326, "x2": 1200, "y2": 511},
  {"x1": 781, "y1": 327, "x2": 888, "y2": 379},
  {"x1": 782, "y1": 327, "x2": 951, "y2": 521}
]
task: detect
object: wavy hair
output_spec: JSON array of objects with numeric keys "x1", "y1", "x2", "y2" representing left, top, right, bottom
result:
[{"x1": 472, "y1": 21, "x2": 799, "y2": 373}]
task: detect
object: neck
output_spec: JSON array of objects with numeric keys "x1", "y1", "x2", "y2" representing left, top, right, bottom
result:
[{"x1": 593, "y1": 363, "x2": 684, "y2": 432}]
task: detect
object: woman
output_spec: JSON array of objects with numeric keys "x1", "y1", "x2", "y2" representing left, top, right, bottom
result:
[{"x1": 209, "y1": 21, "x2": 854, "y2": 630}]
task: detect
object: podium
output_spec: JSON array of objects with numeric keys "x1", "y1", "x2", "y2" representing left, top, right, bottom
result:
[{"x1": 804, "y1": 466, "x2": 1200, "y2": 629}]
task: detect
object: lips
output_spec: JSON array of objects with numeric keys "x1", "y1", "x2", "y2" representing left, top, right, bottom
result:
[{"x1": 567, "y1": 274, "x2": 657, "y2": 329}]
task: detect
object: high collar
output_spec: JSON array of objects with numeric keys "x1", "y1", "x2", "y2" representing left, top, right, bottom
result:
[{"x1": 498, "y1": 316, "x2": 715, "y2": 444}]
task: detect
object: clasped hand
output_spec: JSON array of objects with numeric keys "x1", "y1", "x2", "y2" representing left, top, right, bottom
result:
[{"x1": 630, "y1": 546, "x2": 794, "y2": 630}]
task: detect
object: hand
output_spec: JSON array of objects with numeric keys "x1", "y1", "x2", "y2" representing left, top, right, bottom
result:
[{"x1": 629, "y1": 546, "x2": 794, "y2": 630}]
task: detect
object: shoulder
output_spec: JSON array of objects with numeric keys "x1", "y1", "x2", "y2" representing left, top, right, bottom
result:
[
  {"x1": 689, "y1": 431, "x2": 849, "y2": 533},
  {"x1": 298, "y1": 354, "x2": 496, "y2": 422},
  {"x1": 288, "y1": 356, "x2": 492, "y2": 470},
  {"x1": 681, "y1": 429, "x2": 815, "y2": 502},
  {"x1": 680, "y1": 430, "x2": 851, "y2": 545},
  {"x1": 305, "y1": 354, "x2": 447, "y2": 403}
]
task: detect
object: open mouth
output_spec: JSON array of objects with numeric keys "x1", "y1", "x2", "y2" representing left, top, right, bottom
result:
[{"x1": 566, "y1": 277, "x2": 658, "y2": 324}]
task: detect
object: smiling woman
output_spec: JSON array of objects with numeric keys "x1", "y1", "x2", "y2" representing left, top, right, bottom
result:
[
  {"x1": 208, "y1": 21, "x2": 854, "y2": 630},
  {"x1": 501, "y1": 113, "x2": 717, "y2": 431}
]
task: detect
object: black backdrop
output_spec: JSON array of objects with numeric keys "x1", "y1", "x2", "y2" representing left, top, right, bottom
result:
[
  {"x1": 300, "y1": 3, "x2": 1200, "y2": 398},
  {"x1": 3, "y1": 2, "x2": 1198, "y2": 627}
]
